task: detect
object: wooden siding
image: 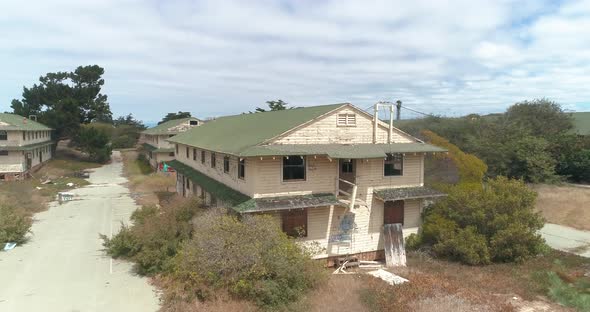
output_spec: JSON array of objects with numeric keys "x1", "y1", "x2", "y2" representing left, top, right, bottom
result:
[
  {"x1": 0, "y1": 146, "x2": 53, "y2": 174},
  {"x1": 0, "y1": 130, "x2": 51, "y2": 147},
  {"x1": 175, "y1": 143, "x2": 255, "y2": 197},
  {"x1": 253, "y1": 156, "x2": 337, "y2": 197},
  {"x1": 272, "y1": 107, "x2": 413, "y2": 145},
  {"x1": 264, "y1": 199, "x2": 422, "y2": 258},
  {"x1": 144, "y1": 134, "x2": 175, "y2": 149}
]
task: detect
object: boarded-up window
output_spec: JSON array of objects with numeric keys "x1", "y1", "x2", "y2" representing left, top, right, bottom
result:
[
  {"x1": 283, "y1": 156, "x2": 305, "y2": 181},
  {"x1": 223, "y1": 156, "x2": 230, "y2": 173},
  {"x1": 337, "y1": 113, "x2": 356, "y2": 126},
  {"x1": 384, "y1": 153, "x2": 403, "y2": 176},
  {"x1": 238, "y1": 158, "x2": 245, "y2": 180},
  {"x1": 384, "y1": 200, "x2": 404, "y2": 225},
  {"x1": 282, "y1": 209, "x2": 307, "y2": 237}
]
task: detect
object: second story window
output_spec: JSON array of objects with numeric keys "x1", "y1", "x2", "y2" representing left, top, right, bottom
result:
[
  {"x1": 201, "y1": 150, "x2": 206, "y2": 164},
  {"x1": 175, "y1": 144, "x2": 178, "y2": 155},
  {"x1": 238, "y1": 158, "x2": 245, "y2": 180},
  {"x1": 0, "y1": 131, "x2": 7, "y2": 140},
  {"x1": 0, "y1": 150, "x2": 8, "y2": 156},
  {"x1": 186, "y1": 146, "x2": 189, "y2": 158},
  {"x1": 211, "y1": 153, "x2": 216, "y2": 168},
  {"x1": 223, "y1": 156, "x2": 230, "y2": 173},
  {"x1": 337, "y1": 113, "x2": 356, "y2": 126},
  {"x1": 23, "y1": 132, "x2": 26, "y2": 141},
  {"x1": 384, "y1": 153, "x2": 403, "y2": 176},
  {"x1": 283, "y1": 155, "x2": 306, "y2": 181},
  {"x1": 193, "y1": 148, "x2": 197, "y2": 161}
]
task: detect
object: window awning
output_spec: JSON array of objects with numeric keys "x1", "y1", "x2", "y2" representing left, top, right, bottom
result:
[
  {"x1": 167, "y1": 160, "x2": 250, "y2": 206},
  {"x1": 374, "y1": 186, "x2": 447, "y2": 201},
  {"x1": 239, "y1": 143, "x2": 446, "y2": 158},
  {"x1": 233, "y1": 193, "x2": 345, "y2": 213}
]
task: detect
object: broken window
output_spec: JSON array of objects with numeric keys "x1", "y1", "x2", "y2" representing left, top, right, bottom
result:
[
  {"x1": 223, "y1": 156, "x2": 230, "y2": 173},
  {"x1": 283, "y1": 155, "x2": 306, "y2": 181},
  {"x1": 282, "y1": 209, "x2": 307, "y2": 237},
  {"x1": 384, "y1": 153, "x2": 403, "y2": 176},
  {"x1": 384, "y1": 200, "x2": 404, "y2": 225},
  {"x1": 238, "y1": 158, "x2": 245, "y2": 180}
]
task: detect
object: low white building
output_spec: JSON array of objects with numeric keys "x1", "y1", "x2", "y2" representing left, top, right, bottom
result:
[{"x1": 0, "y1": 113, "x2": 53, "y2": 181}]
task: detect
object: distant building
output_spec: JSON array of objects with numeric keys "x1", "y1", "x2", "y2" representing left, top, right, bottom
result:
[
  {"x1": 0, "y1": 113, "x2": 53, "y2": 181},
  {"x1": 167, "y1": 103, "x2": 447, "y2": 262},
  {"x1": 140, "y1": 117, "x2": 202, "y2": 169}
]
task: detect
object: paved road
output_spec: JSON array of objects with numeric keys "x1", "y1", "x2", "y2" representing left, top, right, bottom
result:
[
  {"x1": 0, "y1": 151, "x2": 159, "y2": 312},
  {"x1": 541, "y1": 223, "x2": 590, "y2": 258}
]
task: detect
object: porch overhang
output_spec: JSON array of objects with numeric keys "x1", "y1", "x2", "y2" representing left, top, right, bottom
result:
[
  {"x1": 142, "y1": 143, "x2": 157, "y2": 151},
  {"x1": 239, "y1": 143, "x2": 447, "y2": 158},
  {"x1": 373, "y1": 186, "x2": 447, "y2": 201},
  {"x1": 233, "y1": 193, "x2": 345, "y2": 214},
  {"x1": 167, "y1": 160, "x2": 251, "y2": 206},
  {"x1": 0, "y1": 141, "x2": 53, "y2": 151}
]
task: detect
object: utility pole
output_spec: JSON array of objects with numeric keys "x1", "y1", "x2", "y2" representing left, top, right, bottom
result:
[{"x1": 396, "y1": 100, "x2": 402, "y2": 120}]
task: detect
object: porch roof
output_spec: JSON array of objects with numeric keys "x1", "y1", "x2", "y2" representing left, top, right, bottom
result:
[
  {"x1": 142, "y1": 143, "x2": 173, "y2": 153},
  {"x1": 233, "y1": 193, "x2": 344, "y2": 213},
  {"x1": 167, "y1": 160, "x2": 251, "y2": 206},
  {"x1": 0, "y1": 141, "x2": 53, "y2": 151},
  {"x1": 373, "y1": 186, "x2": 447, "y2": 201},
  {"x1": 240, "y1": 143, "x2": 446, "y2": 158}
]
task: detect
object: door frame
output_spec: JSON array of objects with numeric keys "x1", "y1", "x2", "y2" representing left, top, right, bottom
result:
[{"x1": 338, "y1": 159, "x2": 356, "y2": 193}]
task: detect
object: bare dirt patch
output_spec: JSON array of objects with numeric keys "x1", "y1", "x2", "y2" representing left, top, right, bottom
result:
[{"x1": 534, "y1": 184, "x2": 590, "y2": 231}]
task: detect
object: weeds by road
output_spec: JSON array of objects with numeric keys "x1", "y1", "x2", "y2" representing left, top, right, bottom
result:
[{"x1": 120, "y1": 150, "x2": 175, "y2": 206}]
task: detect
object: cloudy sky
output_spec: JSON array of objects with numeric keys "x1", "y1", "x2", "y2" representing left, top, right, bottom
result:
[{"x1": 1, "y1": 0, "x2": 589, "y2": 122}]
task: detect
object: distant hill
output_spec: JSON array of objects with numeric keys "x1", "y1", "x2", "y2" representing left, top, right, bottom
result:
[{"x1": 571, "y1": 112, "x2": 590, "y2": 135}]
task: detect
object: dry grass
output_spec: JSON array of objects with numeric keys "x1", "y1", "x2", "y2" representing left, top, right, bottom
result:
[
  {"x1": 120, "y1": 150, "x2": 176, "y2": 206},
  {"x1": 533, "y1": 184, "x2": 590, "y2": 231}
]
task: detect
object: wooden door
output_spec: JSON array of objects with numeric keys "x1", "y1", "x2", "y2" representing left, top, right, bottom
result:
[
  {"x1": 384, "y1": 200, "x2": 404, "y2": 225},
  {"x1": 338, "y1": 159, "x2": 356, "y2": 193}
]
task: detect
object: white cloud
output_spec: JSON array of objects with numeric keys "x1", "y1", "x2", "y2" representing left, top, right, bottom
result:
[{"x1": 0, "y1": 0, "x2": 589, "y2": 122}]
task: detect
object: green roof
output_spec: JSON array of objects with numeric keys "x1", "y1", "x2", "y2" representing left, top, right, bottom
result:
[
  {"x1": 167, "y1": 160, "x2": 250, "y2": 206},
  {"x1": 242, "y1": 143, "x2": 446, "y2": 158},
  {"x1": 141, "y1": 143, "x2": 173, "y2": 153},
  {"x1": 572, "y1": 112, "x2": 590, "y2": 135},
  {"x1": 0, "y1": 141, "x2": 53, "y2": 151},
  {"x1": 0, "y1": 113, "x2": 52, "y2": 131},
  {"x1": 374, "y1": 186, "x2": 447, "y2": 201},
  {"x1": 233, "y1": 193, "x2": 344, "y2": 213},
  {"x1": 142, "y1": 117, "x2": 201, "y2": 135},
  {"x1": 168, "y1": 103, "x2": 347, "y2": 155}
]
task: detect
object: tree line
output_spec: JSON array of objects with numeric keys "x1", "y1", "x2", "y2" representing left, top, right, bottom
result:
[{"x1": 398, "y1": 99, "x2": 590, "y2": 183}]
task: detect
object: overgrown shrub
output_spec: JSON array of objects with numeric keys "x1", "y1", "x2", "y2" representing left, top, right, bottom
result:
[
  {"x1": 411, "y1": 177, "x2": 546, "y2": 265},
  {"x1": 0, "y1": 205, "x2": 32, "y2": 244},
  {"x1": 102, "y1": 198, "x2": 202, "y2": 274},
  {"x1": 169, "y1": 209, "x2": 327, "y2": 308}
]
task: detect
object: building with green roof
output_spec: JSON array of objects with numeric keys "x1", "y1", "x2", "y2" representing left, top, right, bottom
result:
[
  {"x1": 0, "y1": 113, "x2": 53, "y2": 181},
  {"x1": 166, "y1": 103, "x2": 447, "y2": 262},
  {"x1": 140, "y1": 117, "x2": 202, "y2": 169}
]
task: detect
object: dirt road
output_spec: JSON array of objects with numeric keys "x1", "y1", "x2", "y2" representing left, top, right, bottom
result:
[
  {"x1": 541, "y1": 223, "x2": 590, "y2": 258},
  {"x1": 0, "y1": 151, "x2": 159, "y2": 311}
]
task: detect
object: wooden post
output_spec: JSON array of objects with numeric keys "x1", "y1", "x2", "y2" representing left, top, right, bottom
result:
[
  {"x1": 373, "y1": 103, "x2": 379, "y2": 144},
  {"x1": 349, "y1": 184, "x2": 357, "y2": 210}
]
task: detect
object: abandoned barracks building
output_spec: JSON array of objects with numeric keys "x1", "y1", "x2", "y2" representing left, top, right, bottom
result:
[
  {"x1": 0, "y1": 113, "x2": 53, "y2": 181},
  {"x1": 167, "y1": 103, "x2": 446, "y2": 260}
]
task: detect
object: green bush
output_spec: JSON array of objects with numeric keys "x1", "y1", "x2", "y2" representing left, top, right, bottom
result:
[
  {"x1": 0, "y1": 205, "x2": 32, "y2": 245},
  {"x1": 170, "y1": 210, "x2": 327, "y2": 308},
  {"x1": 74, "y1": 126, "x2": 112, "y2": 163},
  {"x1": 546, "y1": 271, "x2": 590, "y2": 311},
  {"x1": 411, "y1": 177, "x2": 546, "y2": 265},
  {"x1": 432, "y1": 226, "x2": 490, "y2": 265},
  {"x1": 102, "y1": 199, "x2": 202, "y2": 275}
]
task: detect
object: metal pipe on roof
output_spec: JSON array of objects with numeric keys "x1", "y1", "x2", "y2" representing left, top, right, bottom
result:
[
  {"x1": 389, "y1": 105, "x2": 394, "y2": 144},
  {"x1": 373, "y1": 103, "x2": 379, "y2": 144}
]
